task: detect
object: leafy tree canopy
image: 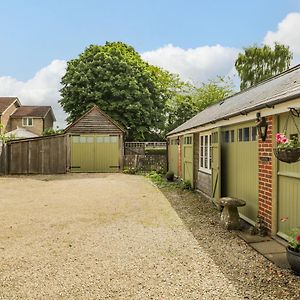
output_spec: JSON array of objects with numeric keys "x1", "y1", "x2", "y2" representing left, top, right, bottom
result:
[
  {"x1": 165, "y1": 76, "x2": 234, "y2": 133},
  {"x1": 235, "y1": 43, "x2": 293, "y2": 90},
  {"x1": 60, "y1": 42, "x2": 181, "y2": 141}
]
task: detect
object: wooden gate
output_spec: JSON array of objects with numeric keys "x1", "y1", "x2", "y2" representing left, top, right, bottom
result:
[
  {"x1": 277, "y1": 113, "x2": 300, "y2": 238},
  {"x1": 221, "y1": 121, "x2": 258, "y2": 224},
  {"x1": 182, "y1": 134, "x2": 193, "y2": 186},
  {"x1": 211, "y1": 128, "x2": 221, "y2": 200},
  {"x1": 71, "y1": 134, "x2": 120, "y2": 172},
  {"x1": 168, "y1": 138, "x2": 179, "y2": 176}
]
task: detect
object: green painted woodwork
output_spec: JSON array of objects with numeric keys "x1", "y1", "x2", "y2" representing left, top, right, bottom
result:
[
  {"x1": 211, "y1": 128, "x2": 221, "y2": 200},
  {"x1": 71, "y1": 134, "x2": 120, "y2": 172},
  {"x1": 168, "y1": 138, "x2": 179, "y2": 176},
  {"x1": 221, "y1": 122, "x2": 258, "y2": 223},
  {"x1": 277, "y1": 113, "x2": 300, "y2": 238},
  {"x1": 182, "y1": 134, "x2": 193, "y2": 186}
]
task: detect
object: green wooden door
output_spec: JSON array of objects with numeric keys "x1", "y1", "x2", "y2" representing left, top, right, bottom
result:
[
  {"x1": 182, "y1": 135, "x2": 193, "y2": 186},
  {"x1": 211, "y1": 128, "x2": 221, "y2": 200},
  {"x1": 221, "y1": 122, "x2": 258, "y2": 224},
  {"x1": 277, "y1": 113, "x2": 300, "y2": 238},
  {"x1": 71, "y1": 134, "x2": 120, "y2": 172},
  {"x1": 168, "y1": 138, "x2": 179, "y2": 176}
]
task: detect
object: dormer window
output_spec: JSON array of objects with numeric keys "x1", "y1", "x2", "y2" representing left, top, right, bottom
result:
[{"x1": 22, "y1": 117, "x2": 33, "y2": 127}]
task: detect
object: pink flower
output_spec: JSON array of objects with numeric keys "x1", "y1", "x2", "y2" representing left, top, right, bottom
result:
[
  {"x1": 276, "y1": 133, "x2": 288, "y2": 144},
  {"x1": 296, "y1": 235, "x2": 300, "y2": 242},
  {"x1": 276, "y1": 133, "x2": 281, "y2": 139}
]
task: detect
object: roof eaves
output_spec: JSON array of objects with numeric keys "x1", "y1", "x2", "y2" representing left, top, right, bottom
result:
[
  {"x1": 1, "y1": 97, "x2": 20, "y2": 116},
  {"x1": 167, "y1": 91, "x2": 300, "y2": 136}
]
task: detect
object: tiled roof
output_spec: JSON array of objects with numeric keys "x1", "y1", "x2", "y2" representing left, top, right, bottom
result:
[
  {"x1": 0, "y1": 97, "x2": 19, "y2": 114},
  {"x1": 168, "y1": 64, "x2": 300, "y2": 136},
  {"x1": 11, "y1": 106, "x2": 52, "y2": 118}
]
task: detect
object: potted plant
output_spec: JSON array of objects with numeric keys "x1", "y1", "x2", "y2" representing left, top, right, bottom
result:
[
  {"x1": 273, "y1": 132, "x2": 300, "y2": 163},
  {"x1": 165, "y1": 171, "x2": 174, "y2": 182},
  {"x1": 286, "y1": 227, "x2": 300, "y2": 275}
]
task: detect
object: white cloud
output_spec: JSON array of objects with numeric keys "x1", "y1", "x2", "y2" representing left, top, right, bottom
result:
[
  {"x1": 141, "y1": 44, "x2": 240, "y2": 85},
  {"x1": 0, "y1": 60, "x2": 67, "y2": 128},
  {"x1": 264, "y1": 12, "x2": 300, "y2": 64}
]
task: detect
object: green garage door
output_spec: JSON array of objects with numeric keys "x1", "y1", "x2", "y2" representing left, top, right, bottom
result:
[
  {"x1": 222, "y1": 121, "x2": 258, "y2": 224},
  {"x1": 71, "y1": 134, "x2": 120, "y2": 172}
]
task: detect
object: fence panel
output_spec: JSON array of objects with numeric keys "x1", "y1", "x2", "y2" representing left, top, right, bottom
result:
[{"x1": 6, "y1": 135, "x2": 68, "y2": 175}]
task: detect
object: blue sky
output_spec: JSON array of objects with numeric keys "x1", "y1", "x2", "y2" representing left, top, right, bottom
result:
[{"x1": 0, "y1": 0, "x2": 300, "y2": 126}]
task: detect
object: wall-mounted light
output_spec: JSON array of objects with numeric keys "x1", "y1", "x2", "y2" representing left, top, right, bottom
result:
[{"x1": 256, "y1": 113, "x2": 268, "y2": 141}]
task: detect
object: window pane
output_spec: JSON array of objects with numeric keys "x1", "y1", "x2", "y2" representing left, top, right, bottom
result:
[
  {"x1": 224, "y1": 131, "x2": 229, "y2": 143},
  {"x1": 252, "y1": 127, "x2": 257, "y2": 141},
  {"x1": 80, "y1": 137, "x2": 86, "y2": 143},
  {"x1": 238, "y1": 129, "x2": 243, "y2": 141},
  {"x1": 204, "y1": 136, "x2": 208, "y2": 168},
  {"x1": 231, "y1": 130, "x2": 234, "y2": 142},
  {"x1": 87, "y1": 137, "x2": 94, "y2": 143},
  {"x1": 96, "y1": 137, "x2": 104, "y2": 143},
  {"x1": 28, "y1": 118, "x2": 33, "y2": 126},
  {"x1": 110, "y1": 136, "x2": 118, "y2": 143},
  {"x1": 243, "y1": 127, "x2": 250, "y2": 141},
  {"x1": 72, "y1": 136, "x2": 79, "y2": 143}
]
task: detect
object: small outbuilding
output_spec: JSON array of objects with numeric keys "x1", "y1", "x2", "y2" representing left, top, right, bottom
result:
[
  {"x1": 64, "y1": 105, "x2": 126, "y2": 173},
  {"x1": 167, "y1": 64, "x2": 300, "y2": 240}
]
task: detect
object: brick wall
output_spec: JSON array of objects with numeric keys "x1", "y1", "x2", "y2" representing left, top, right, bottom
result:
[
  {"x1": 10, "y1": 118, "x2": 44, "y2": 135},
  {"x1": 258, "y1": 116, "x2": 273, "y2": 231}
]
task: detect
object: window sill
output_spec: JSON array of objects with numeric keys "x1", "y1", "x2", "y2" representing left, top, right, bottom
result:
[{"x1": 198, "y1": 168, "x2": 212, "y2": 175}]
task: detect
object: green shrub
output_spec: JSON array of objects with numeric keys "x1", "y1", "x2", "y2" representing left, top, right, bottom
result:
[
  {"x1": 147, "y1": 171, "x2": 165, "y2": 186},
  {"x1": 181, "y1": 180, "x2": 192, "y2": 190},
  {"x1": 145, "y1": 148, "x2": 166, "y2": 155},
  {"x1": 123, "y1": 167, "x2": 138, "y2": 174}
]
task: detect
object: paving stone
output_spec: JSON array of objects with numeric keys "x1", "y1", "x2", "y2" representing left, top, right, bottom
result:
[
  {"x1": 250, "y1": 240, "x2": 286, "y2": 254},
  {"x1": 238, "y1": 232, "x2": 271, "y2": 243},
  {"x1": 265, "y1": 252, "x2": 290, "y2": 269}
]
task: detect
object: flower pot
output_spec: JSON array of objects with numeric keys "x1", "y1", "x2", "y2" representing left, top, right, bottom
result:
[
  {"x1": 273, "y1": 148, "x2": 300, "y2": 163},
  {"x1": 286, "y1": 247, "x2": 300, "y2": 275}
]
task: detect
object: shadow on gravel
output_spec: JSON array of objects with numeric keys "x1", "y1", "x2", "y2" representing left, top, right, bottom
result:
[{"x1": 161, "y1": 187, "x2": 300, "y2": 300}]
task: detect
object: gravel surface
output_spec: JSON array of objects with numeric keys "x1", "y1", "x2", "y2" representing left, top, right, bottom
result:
[
  {"x1": 161, "y1": 186, "x2": 300, "y2": 300},
  {"x1": 0, "y1": 173, "x2": 242, "y2": 299}
]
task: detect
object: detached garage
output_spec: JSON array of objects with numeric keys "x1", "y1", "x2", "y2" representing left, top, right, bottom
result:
[{"x1": 65, "y1": 106, "x2": 126, "y2": 173}]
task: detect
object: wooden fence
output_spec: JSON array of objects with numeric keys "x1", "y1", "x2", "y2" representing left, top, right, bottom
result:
[
  {"x1": 0, "y1": 136, "x2": 167, "y2": 175},
  {"x1": 0, "y1": 135, "x2": 68, "y2": 175}
]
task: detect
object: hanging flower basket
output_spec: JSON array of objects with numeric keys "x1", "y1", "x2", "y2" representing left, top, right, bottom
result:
[
  {"x1": 273, "y1": 147, "x2": 300, "y2": 163},
  {"x1": 274, "y1": 110, "x2": 300, "y2": 164}
]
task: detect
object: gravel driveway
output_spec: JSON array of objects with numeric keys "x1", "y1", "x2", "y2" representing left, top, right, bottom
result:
[{"x1": 0, "y1": 174, "x2": 240, "y2": 299}]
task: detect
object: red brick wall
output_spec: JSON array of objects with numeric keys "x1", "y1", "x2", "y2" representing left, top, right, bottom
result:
[{"x1": 258, "y1": 116, "x2": 273, "y2": 231}]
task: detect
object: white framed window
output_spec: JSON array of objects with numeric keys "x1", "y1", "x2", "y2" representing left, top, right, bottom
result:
[
  {"x1": 22, "y1": 117, "x2": 33, "y2": 127},
  {"x1": 199, "y1": 133, "x2": 211, "y2": 174}
]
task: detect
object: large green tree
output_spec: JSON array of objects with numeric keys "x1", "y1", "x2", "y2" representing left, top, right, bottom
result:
[
  {"x1": 235, "y1": 43, "x2": 293, "y2": 90},
  {"x1": 60, "y1": 42, "x2": 180, "y2": 141},
  {"x1": 165, "y1": 76, "x2": 234, "y2": 133}
]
